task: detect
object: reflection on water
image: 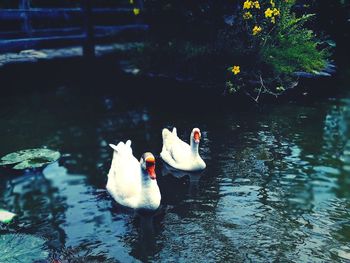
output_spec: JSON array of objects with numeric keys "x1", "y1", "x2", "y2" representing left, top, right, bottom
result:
[
  {"x1": 1, "y1": 82, "x2": 350, "y2": 262},
  {"x1": 161, "y1": 162, "x2": 204, "y2": 197}
]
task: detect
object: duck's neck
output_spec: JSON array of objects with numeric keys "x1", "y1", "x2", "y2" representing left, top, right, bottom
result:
[
  {"x1": 141, "y1": 171, "x2": 157, "y2": 188},
  {"x1": 190, "y1": 140, "x2": 199, "y2": 155}
]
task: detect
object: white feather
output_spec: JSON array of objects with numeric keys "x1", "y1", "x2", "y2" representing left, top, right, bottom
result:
[
  {"x1": 107, "y1": 141, "x2": 161, "y2": 210},
  {"x1": 160, "y1": 127, "x2": 206, "y2": 171}
]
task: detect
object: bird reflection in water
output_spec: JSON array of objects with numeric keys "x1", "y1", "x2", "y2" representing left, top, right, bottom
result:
[{"x1": 161, "y1": 162, "x2": 204, "y2": 197}]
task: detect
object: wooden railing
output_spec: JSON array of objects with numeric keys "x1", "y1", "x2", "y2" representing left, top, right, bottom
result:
[{"x1": 0, "y1": 0, "x2": 147, "y2": 56}]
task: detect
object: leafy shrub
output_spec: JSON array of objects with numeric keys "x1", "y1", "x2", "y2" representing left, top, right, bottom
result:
[
  {"x1": 223, "y1": 0, "x2": 330, "y2": 100},
  {"x1": 133, "y1": 0, "x2": 331, "y2": 101}
]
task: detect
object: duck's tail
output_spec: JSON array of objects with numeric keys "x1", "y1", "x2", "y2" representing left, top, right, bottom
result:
[
  {"x1": 109, "y1": 140, "x2": 132, "y2": 155},
  {"x1": 172, "y1": 127, "x2": 177, "y2": 136},
  {"x1": 162, "y1": 128, "x2": 173, "y2": 141},
  {"x1": 109, "y1": 142, "x2": 124, "y2": 152}
]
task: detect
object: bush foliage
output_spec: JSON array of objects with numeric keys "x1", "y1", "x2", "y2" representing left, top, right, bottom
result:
[
  {"x1": 222, "y1": 0, "x2": 329, "y2": 100},
  {"x1": 132, "y1": 0, "x2": 332, "y2": 101}
]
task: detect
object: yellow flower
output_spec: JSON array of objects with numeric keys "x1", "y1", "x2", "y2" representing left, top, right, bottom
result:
[
  {"x1": 271, "y1": 17, "x2": 276, "y2": 23},
  {"x1": 273, "y1": 8, "x2": 280, "y2": 16},
  {"x1": 133, "y1": 8, "x2": 140, "y2": 15},
  {"x1": 254, "y1": 1, "x2": 260, "y2": 9},
  {"x1": 232, "y1": 66, "x2": 240, "y2": 75},
  {"x1": 243, "y1": 12, "x2": 253, "y2": 19},
  {"x1": 265, "y1": 8, "x2": 273, "y2": 18},
  {"x1": 243, "y1": 0, "x2": 252, "y2": 9},
  {"x1": 129, "y1": 0, "x2": 134, "y2": 4},
  {"x1": 252, "y1": 25, "x2": 262, "y2": 35}
]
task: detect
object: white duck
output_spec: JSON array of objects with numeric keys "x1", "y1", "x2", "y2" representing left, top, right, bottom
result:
[
  {"x1": 160, "y1": 127, "x2": 206, "y2": 171},
  {"x1": 106, "y1": 140, "x2": 161, "y2": 211}
]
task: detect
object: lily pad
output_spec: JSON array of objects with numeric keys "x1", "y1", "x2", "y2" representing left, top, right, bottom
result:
[
  {"x1": 0, "y1": 209, "x2": 16, "y2": 223},
  {"x1": 0, "y1": 234, "x2": 49, "y2": 262},
  {"x1": 0, "y1": 148, "x2": 60, "y2": 170}
]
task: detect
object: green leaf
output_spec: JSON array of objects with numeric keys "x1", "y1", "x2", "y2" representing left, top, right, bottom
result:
[
  {"x1": 0, "y1": 209, "x2": 16, "y2": 223},
  {"x1": 0, "y1": 148, "x2": 60, "y2": 170}
]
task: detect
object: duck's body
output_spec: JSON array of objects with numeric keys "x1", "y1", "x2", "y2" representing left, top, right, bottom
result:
[
  {"x1": 107, "y1": 141, "x2": 161, "y2": 211},
  {"x1": 160, "y1": 128, "x2": 206, "y2": 171}
]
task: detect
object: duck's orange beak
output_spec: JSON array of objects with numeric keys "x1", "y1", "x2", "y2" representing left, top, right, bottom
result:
[
  {"x1": 146, "y1": 157, "x2": 156, "y2": 180},
  {"x1": 194, "y1": 131, "x2": 200, "y2": 143}
]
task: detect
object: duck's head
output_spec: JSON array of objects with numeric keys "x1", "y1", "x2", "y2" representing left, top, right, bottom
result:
[
  {"x1": 191, "y1": 128, "x2": 201, "y2": 144},
  {"x1": 140, "y1": 152, "x2": 156, "y2": 180}
]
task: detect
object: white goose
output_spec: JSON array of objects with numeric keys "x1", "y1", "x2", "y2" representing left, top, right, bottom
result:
[
  {"x1": 106, "y1": 140, "x2": 161, "y2": 211},
  {"x1": 160, "y1": 127, "x2": 206, "y2": 171}
]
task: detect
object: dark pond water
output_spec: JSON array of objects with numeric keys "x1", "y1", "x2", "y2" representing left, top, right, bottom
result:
[{"x1": 1, "y1": 69, "x2": 350, "y2": 262}]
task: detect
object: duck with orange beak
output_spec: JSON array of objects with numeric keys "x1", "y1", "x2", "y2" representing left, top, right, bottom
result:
[
  {"x1": 107, "y1": 141, "x2": 161, "y2": 211},
  {"x1": 160, "y1": 127, "x2": 206, "y2": 171}
]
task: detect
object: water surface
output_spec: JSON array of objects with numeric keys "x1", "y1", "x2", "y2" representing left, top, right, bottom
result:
[{"x1": 1, "y1": 75, "x2": 350, "y2": 262}]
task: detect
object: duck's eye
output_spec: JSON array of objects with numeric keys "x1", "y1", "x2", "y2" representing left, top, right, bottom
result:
[{"x1": 146, "y1": 161, "x2": 155, "y2": 167}]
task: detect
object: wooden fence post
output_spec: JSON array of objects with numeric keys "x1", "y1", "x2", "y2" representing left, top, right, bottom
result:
[
  {"x1": 82, "y1": 0, "x2": 95, "y2": 58},
  {"x1": 19, "y1": 0, "x2": 32, "y2": 36}
]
